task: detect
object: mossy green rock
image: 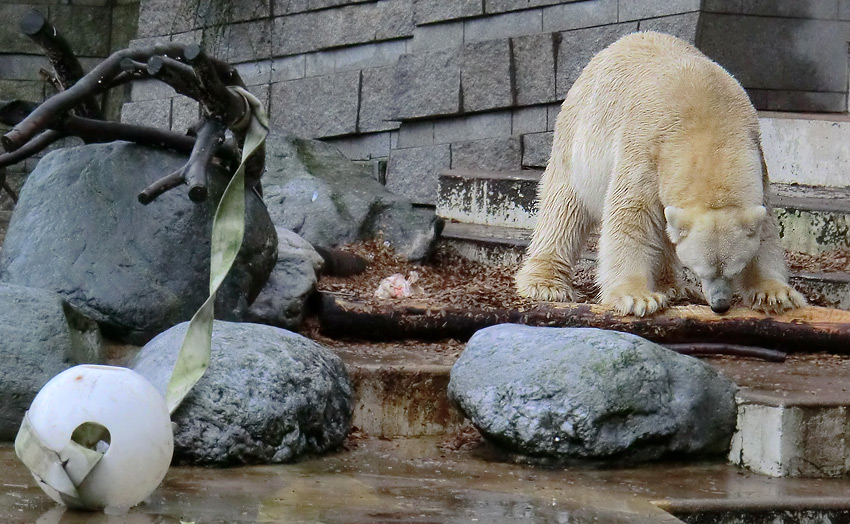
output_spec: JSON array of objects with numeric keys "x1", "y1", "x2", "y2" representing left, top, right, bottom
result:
[{"x1": 449, "y1": 325, "x2": 737, "y2": 462}]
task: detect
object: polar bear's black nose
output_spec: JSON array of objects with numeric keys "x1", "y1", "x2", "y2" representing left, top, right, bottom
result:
[{"x1": 711, "y1": 300, "x2": 731, "y2": 314}]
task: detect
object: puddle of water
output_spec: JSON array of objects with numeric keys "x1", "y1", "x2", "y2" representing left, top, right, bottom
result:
[{"x1": 0, "y1": 440, "x2": 677, "y2": 523}]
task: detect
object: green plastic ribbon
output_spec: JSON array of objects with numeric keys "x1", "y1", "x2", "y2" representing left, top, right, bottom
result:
[
  {"x1": 15, "y1": 413, "x2": 105, "y2": 508},
  {"x1": 15, "y1": 88, "x2": 269, "y2": 503},
  {"x1": 165, "y1": 87, "x2": 269, "y2": 414}
]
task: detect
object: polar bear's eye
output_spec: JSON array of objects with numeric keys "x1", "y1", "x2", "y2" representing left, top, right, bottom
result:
[
  {"x1": 724, "y1": 264, "x2": 745, "y2": 278},
  {"x1": 691, "y1": 266, "x2": 713, "y2": 279}
]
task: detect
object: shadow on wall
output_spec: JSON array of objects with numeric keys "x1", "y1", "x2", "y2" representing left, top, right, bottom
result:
[{"x1": 697, "y1": 12, "x2": 850, "y2": 112}]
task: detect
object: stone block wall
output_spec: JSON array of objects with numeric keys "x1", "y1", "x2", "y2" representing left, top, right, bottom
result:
[
  {"x1": 0, "y1": 0, "x2": 140, "y2": 212},
  {"x1": 123, "y1": 0, "x2": 712, "y2": 204},
  {"x1": 701, "y1": 0, "x2": 850, "y2": 113},
  {"x1": 3, "y1": 0, "x2": 849, "y2": 209}
]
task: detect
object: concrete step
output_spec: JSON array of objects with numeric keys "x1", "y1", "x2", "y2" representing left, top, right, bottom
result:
[
  {"x1": 333, "y1": 336, "x2": 850, "y2": 480},
  {"x1": 760, "y1": 111, "x2": 850, "y2": 188},
  {"x1": 438, "y1": 169, "x2": 850, "y2": 254},
  {"x1": 440, "y1": 222, "x2": 850, "y2": 310}
]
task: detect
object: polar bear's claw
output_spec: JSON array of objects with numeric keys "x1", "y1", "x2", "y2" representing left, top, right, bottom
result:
[
  {"x1": 515, "y1": 279, "x2": 576, "y2": 303},
  {"x1": 606, "y1": 290, "x2": 669, "y2": 317},
  {"x1": 515, "y1": 259, "x2": 577, "y2": 302},
  {"x1": 747, "y1": 280, "x2": 806, "y2": 314}
]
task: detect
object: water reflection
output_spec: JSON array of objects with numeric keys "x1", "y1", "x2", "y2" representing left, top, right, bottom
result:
[{"x1": 36, "y1": 507, "x2": 183, "y2": 524}]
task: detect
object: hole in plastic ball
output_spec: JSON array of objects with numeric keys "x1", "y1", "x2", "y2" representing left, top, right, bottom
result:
[{"x1": 71, "y1": 422, "x2": 111, "y2": 453}]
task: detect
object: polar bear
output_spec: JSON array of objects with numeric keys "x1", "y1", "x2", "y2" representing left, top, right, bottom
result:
[{"x1": 515, "y1": 31, "x2": 805, "y2": 316}]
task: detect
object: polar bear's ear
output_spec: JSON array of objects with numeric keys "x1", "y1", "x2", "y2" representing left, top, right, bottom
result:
[
  {"x1": 741, "y1": 205, "x2": 767, "y2": 236},
  {"x1": 664, "y1": 206, "x2": 689, "y2": 243}
]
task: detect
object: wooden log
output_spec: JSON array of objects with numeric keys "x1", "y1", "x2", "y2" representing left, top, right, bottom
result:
[{"x1": 318, "y1": 293, "x2": 850, "y2": 353}]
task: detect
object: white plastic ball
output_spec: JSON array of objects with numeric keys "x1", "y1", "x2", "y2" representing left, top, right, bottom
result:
[{"x1": 25, "y1": 365, "x2": 174, "y2": 510}]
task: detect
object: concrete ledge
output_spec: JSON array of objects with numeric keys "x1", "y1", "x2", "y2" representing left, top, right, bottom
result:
[
  {"x1": 346, "y1": 362, "x2": 466, "y2": 438},
  {"x1": 729, "y1": 401, "x2": 850, "y2": 478},
  {"x1": 438, "y1": 169, "x2": 850, "y2": 255},
  {"x1": 761, "y1": 112, "x2": 850, "y2": 188}
]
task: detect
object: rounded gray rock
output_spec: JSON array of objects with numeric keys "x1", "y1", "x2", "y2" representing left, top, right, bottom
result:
[
  {"x1": 132, "y1": 321, "x2": 352, "y2": 465},
  {"x1": 244, "y1": 228, "x2": 320, "y2": 329},
  {"x1": 263, "y1": 135, "x2": 440, "y2": 262},
  {"x1": 0, "y1": 283, "x2": 104, "y2": 440},
  {"x1": 0, "y1": 142, "x2": 278, "y2": 344},
  {"x1": 448, "y1": 325, "x2": 738, "y2": 462}
]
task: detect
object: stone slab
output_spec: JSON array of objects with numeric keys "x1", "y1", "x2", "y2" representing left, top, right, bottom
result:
[
  {"x1": 270, "y1": 70, "x2": 360, "y2": 138},
  {"x1": 485, "y1": 0, "x2": 567, "y2": 15},
  {"x1": 433, "y1": 111, "x2": 512, "y2": 144},
  {"x1": 273, "y1": 1, "x2": 411, "y2": 56},
  {"x1": 413, "y1": 0, "x2": 483, "y2": 25},
  {"x1": 464, "y1": 8, "x2": 543, "y2": 44},
  {"x1": 204, "y1": 19, "x2": 271, "y2": 64},
  {"x1": 511, "y1": 33, "x2": 557, "y2": 106},
  {"x1": 397, "y1": 120, "x2": 435, "y2": 148},
  {"x1": 521, "y1": 131, "x2": 554, "y2": 168},
  {"x1": 410, "y1": 20, "x2": 463, "y2": 52},
  {"x1": 391, "y1": 49, "x2": 461, "y2": 120},
  {"x1": 274, "y1": 0, "x2": 373, "y2": 15},
  {"x1": 450, "y1": 136, "x2": 522, "y2": 171},
  {"x1": 511, "y1": 106, "x2": 548, "y2": 136},
  {"x1": 120, "y1": 99, "x2": 171, "y2": 128},
  {"x1": 556, "y1": 22, "x2": 639, "y2": 98},
  {"x1": 618, "y1": 0, "x2": 701, "y2": 21},
  {"x1": 438, "y1": 168, "x2": 539, "y2": 228},
  {"x1": 461, "y1": 39, "x2": 513, "y2": 112},
  {"x1": 48, "y1": 4, "x2": 113, "y2": 57},
  {"x1": 386, "y1": 144, "x2": 451, "y2": 204},
  {"x1": 305, "y1": 39, "x2": 408, "y2": 78},
  {"x1": 542, "y1": 0, "x2": 618, "y2": 32},
  {"x1": 359, "y1": 66, "x2": 401, "y2": 133},
  {"x1": 638, "y1": 12, "x2": 700, "y2": 43},
  {"x1": 698, "y1": 14, "x2": 850, "y2": 94},
  {"x1": 706, "y1": 0, "x2": 842, "y2": 19}
]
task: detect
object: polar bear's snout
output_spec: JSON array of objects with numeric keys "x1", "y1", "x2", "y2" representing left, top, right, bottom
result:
[{"x1": 703, "y1": 277, "x2": 733, "y2": 314}]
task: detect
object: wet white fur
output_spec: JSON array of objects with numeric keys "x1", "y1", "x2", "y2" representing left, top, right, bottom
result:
[{"x1": 515, "y1": 31, "x2": 805, "y2": 316}]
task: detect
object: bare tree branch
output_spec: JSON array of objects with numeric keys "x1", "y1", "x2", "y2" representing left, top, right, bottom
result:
[
  {"x1": 183, "y1": 44, "x2": 247, "y2": 126},
  {"x1": 20, "y1": 9, "x2": 103, "y2": 120},
  {"x1": 0, "y1": 129, "x2": 63, "y2": 170},
  {"x1": 138, "y1": 170, "x2": 184, "y2": 205},
  {"x1": 4, "y1": 12, "x2": 266, "y2": 204},
  {"x1": 2, "y1": 42, "x2": 186, "y2": 152},
  {"x1": 183, "y1": 117, "x2": 227, "y2": 202},
  {"x1": 0, "y1": 168, "x2": 19, "y2": 203}
]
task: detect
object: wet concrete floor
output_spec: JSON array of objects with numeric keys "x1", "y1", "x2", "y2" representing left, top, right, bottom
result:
[{"x1": 6, "y1": 435, "x2": 850, "y2": 524}]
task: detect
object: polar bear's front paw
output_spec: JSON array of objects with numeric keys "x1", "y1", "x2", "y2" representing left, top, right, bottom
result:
[
  {"x1": 515, "y1": 262, "x2": 576, "y2": 302},
  {"x1": 604, "y1": 288, "x2": 669, "y2": 317},
  {"x1": 746, "y1": 280, "x2": 806, "y2": 314}
]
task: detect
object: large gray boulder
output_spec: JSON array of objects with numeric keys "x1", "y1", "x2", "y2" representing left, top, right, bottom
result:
[
  {"x1": 263, "y1": 135, "x2": 440, "y2": 261},
  {"x1": 449, "y1": 325, "x2": 738, "y2": 463},
  {"x1": 0, "y1": 283, "x2": 104, "y2": 440},
  {"x1": 132, "y1": 320, "x2": 352, "y2": 465},
  {"x1": 244, "y1": 227, "x2": 322, "y2": 329},
  {"x1": 0, "y1": 142, "x2": 278, "y2": 344}
]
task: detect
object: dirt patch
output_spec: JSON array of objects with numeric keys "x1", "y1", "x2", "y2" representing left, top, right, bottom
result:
[
  {"x1": 314, "y1": 240, "x2": 848, "y2": 316},
  {"x1": 787, "y1": 249, "x2": 850, "y2": 274}
]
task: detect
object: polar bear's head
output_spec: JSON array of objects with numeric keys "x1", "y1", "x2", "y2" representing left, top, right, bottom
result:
[{"x1": 664, "y1": 205, "x2": 767, "y2": 313}]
